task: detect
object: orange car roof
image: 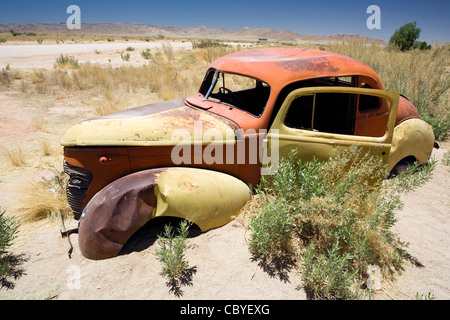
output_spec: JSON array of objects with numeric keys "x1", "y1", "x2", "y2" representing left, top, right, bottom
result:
[{"x1": 209, "y1": 47, "x2": 384, "y2": 90}]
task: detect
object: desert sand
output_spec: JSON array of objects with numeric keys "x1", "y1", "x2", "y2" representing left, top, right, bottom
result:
[
  {"x1": 0, "y1": 42, "x2": 448, "y2": 301},
  {"x1": 0, "y1": 40, "x2": 194, "y2": 70}
]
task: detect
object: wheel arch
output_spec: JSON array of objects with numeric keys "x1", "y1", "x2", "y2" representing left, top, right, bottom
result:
[
  {"x1": 387, "y1": 119, "x2": 435, "y2": 173},
  {"x1": 78, "y1": 167, "x2": 252, "y2": 260}
]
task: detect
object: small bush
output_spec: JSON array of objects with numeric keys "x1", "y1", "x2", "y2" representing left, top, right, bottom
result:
[
  {"x1": 126, "y1": 46, "x2": 135, "y2": 51},
  {"x1": 303, "y1": 242, "x2": 362, "y2": 300},
  {"x1": 248, "y1": 197, "x2": 295, "y2": 258},
  {"x1": 55, "y1": 54, "x2": 79, "y2": 69},
  {"x1": 421, "y1": 114, "x2": 450, "y2": 141},
  {"x1": 141, "y1": 49, "x2": 152, "y2": 60},
  {"x1": 155, "y1": 220, "x2": 190, "y2": 280},
  {"x1": 0, "y1": 208, "x2": 20, "y2": 278},
  {"x1": 415, "y1": 292, "x2": 435, "y2": 300},
  {"x1": 120, "y1": 52, "x2": 130, "y2": 61},
  {"x1": 192, "y1": 39, "x2": 228, "y2": 48}
]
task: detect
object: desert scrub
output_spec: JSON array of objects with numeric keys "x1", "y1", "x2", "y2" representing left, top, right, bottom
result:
[
  {"x1": 249, "y1": 146, "x2": 435, "y2": 299},
  {"x1": 192, "y1": 39, "x2": 229, "y2": 48},
  {"x1": 155, "y1": 220, "x2": 191, "y2": 280},
  {"x1": 55, "y1": 54, "x2": 79, "y2": 69},
  {"x1": 415, "y1": 292, "x2": 435, "y2": 300},
  {"x1": 141, "y1": 48, "x2": 152, "y2": 59},
  {"x1": 9, "y1": 46, "x2": 235, "y2": 113},
  {"x1": 302, "y1": 242, "x2": 362, "y2": 300},
  {"x1": 120, "y1": 52, "x2": 130, "y2": 61},
  {"x1": 0, "y1": 208, "x2": 20, "y2": 278},
  {"x1": 248, "y1": 196, "x2": 295, "y2": 258}
]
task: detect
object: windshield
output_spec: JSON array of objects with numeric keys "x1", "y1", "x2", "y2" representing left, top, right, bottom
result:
[{"x1": 199, "y1": 69, "x2": 270, "y2": 117}]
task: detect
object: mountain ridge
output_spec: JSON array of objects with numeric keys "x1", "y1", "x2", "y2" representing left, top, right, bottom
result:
[{"x1": 0, "y1": 22, "x2": 386, "y2": 44}]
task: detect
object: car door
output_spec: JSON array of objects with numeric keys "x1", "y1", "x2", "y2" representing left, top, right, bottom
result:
[{"x1": 263, "y1": 87, "x2": 399, "y2": 172}]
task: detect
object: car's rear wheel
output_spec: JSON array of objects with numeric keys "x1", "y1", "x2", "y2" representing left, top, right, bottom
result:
[{"x1": 388, "y1": 156, "x2": 416, "y2": 178}]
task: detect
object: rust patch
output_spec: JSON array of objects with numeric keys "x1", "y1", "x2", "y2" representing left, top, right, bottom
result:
[
  {"x1": 180, "y1": 182, "x2": 199, "y2": 191},
  {"x1": 276, "y1": 56, "x2": 340, "y2": 73}
]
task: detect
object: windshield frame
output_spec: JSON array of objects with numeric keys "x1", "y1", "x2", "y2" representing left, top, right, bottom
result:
[{"x1": 198, "y1": 68, "x2": 271, "y2": 118}]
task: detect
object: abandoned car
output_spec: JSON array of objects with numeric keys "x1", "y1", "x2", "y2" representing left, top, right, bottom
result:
[{"x1": 61, "y1": 47, "x2": 435, "y2": 259}]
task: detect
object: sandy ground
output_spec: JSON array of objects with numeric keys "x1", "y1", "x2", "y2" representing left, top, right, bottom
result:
[
  {"x1": 0, "y1": 42, "x2": 449, "y2": 301},
  {"x1": 0, "y1": 40, "x2": 251, "y2": 70},
  {"x1": 0, "y1": 40, "x2": 193, "y2": 70}
]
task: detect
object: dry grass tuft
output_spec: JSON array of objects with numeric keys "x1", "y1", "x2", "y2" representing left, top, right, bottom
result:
[
  {"x1": 39, "y1": 139, "x2": 54, "y2": 156},
  {"x1": 12, "y1": 172, "x2": 71, "y2": 223},
  {"x1": 5, "y1": 145, "x2": 27, "y2": 167}
]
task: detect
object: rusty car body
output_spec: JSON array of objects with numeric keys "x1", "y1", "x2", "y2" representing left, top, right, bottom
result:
[{"x1": 61, "y1": 48, "x2": 435, "y2": 259}]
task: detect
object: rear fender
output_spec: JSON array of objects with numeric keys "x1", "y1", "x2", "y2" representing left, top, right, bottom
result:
[
  {"x1": 78, "y1": 167, "x2": 251, "y2": 260},
  {"x1": 388, "y1": 118, "x2": 435, "y2": 173}
]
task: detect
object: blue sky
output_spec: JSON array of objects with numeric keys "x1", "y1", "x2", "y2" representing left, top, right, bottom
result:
[{"x1": 0, "y1": 0, "x2": 448, "y2": 44}]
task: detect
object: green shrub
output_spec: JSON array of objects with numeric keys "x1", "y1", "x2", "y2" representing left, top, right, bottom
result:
[
  {"x1": 421, "y1": 114, "x2": 450, "y2": 141},
  {"x1": 0, "y1": 208, "x2": 20, "y2": 278},
  {"x1": 141, "y1": 49, "x2": 152, "y2": 60},
  {"x1": 248, "y1": 197, "x2": 295, "y2": 258},
  {"x1": 248, "y1": 146, "x2": 435, "y2": 299},
  {"x1": 415, "y1": 292, "x2": 435, "y2": 300},
  {"x1": 303, "y1": 242, "x2": 362, "y2": 300},
  {"x1": 192, "y1": 39, "x2": 229, "y2": 48},
  {"x1": 155, "y1": 220, "x2": 190, "y2": 280},
  {"x1": 126, "y1": 46, "x2": 135, "y2": 51},
  {"x1": 55, "y1": 54, "x2": 79, "y2": 68},
  {"x1": 120, "y1": 52, "x2": 130, "y2": 61}
]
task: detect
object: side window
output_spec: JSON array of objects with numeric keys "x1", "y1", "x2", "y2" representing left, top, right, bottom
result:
[
  {"x1": 313, "y1": 93, "x2": 356, "y2": 135},
  {"x1": 359, "y1": 94, "x2": 380, "y2": 112},
  {"x1": 283, "y1": 92, "x2": 390, "y2": 137},
  {"x1": 284, "y1": 95, "x2": 314, "y2": 130},
  {"x1": 284, "y1": 92, "x2": 356, "y2": 135},
  {"x1": 358, "y1": 82, "x2": 381, "y2": 112}
]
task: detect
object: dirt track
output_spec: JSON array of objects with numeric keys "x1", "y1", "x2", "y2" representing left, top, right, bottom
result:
[{"x1": 0, "y1": 41, "x2": 193, "y2": 69}]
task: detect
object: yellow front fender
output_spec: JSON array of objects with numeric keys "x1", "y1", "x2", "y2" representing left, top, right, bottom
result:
[{"x1": 78, "y1": 167, "x2": 251, "y2": 260}]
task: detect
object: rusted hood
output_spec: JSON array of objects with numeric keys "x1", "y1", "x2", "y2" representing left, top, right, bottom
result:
[{"x1": 61, "y1": 99, "x2": 239, "y2": 147}]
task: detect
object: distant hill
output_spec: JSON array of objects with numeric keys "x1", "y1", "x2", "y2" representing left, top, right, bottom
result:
[{"x1": 0, "y1": 22, "x2": 386, "y2": 44}]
